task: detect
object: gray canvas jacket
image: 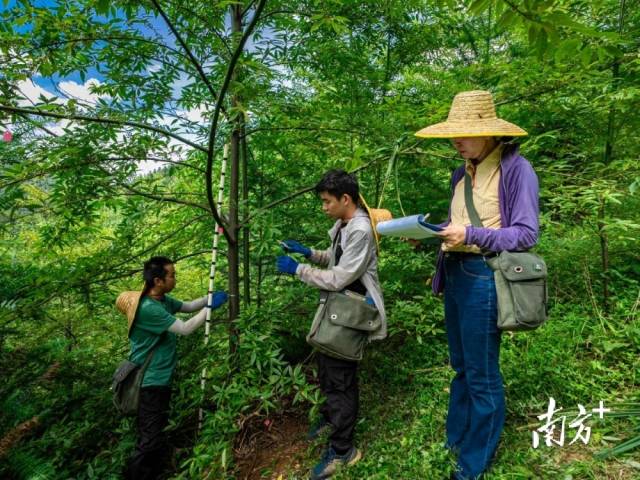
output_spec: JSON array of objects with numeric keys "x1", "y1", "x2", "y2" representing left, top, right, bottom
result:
[{"x1": 296, "y1": 208, "x2": 387, "y2": 341}]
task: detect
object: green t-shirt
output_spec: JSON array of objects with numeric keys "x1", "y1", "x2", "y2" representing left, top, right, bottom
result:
[{"x1": 128, "y1": 295, "x2": 183, "y2": 387}]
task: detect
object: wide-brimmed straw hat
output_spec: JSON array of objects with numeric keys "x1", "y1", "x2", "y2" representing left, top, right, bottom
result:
[
  {"x1": 359, "y1": 194, "x2": 392, "y2": 251},
  {"x1": 116, "y1": 291, "x2": 143, "y2": 336},
  {"x1": 415, "y1": 90, "x2": 527, "y2": 139}
]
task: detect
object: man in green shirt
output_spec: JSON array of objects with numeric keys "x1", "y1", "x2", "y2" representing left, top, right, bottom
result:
[{"x1": 118, "y1": 256, "x2": 227, "y2": 480}]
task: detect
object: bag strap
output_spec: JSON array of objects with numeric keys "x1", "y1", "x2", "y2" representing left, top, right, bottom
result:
[
  {"x1": 464, "y1": 172, "x2": 484, "y2": 228},
  {"x1": 140, "y1": 333, "x2": 164, "y2": 372},
  {"x1": 464, "y1": 172, "x2": 497, "y2": 258}
]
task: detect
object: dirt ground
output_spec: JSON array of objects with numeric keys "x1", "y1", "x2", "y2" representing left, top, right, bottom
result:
[{"x1": 234, "y1": 411, "x2": 311, "y2": 479}]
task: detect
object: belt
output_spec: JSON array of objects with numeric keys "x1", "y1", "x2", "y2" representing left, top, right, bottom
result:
[{"x1": 445, "y1": 251, "x2": 498, "y2": 259}]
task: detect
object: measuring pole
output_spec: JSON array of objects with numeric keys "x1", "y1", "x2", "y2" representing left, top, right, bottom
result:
[{"x1": 199, "y1": 143, "x2": 228, "y2": 431}]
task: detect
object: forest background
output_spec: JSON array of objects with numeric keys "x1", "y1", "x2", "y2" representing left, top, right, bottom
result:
[{"x1": 1, "y1": 0, "x2": 639, "y2": 478}]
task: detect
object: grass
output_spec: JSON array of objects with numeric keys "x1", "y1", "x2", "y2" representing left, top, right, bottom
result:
[
  {"x1": 2, "y1": 243, "x2": 640, "y2": 479},
  {"x1": 255, "y1": 300, "x2": 640, "y2": 480}
]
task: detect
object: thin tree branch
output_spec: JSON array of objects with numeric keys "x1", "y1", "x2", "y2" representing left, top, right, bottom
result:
[
  {"x1": 0, "y1": 105, "x2": 207, "y2": 152},
  {"x1": 150, "y1": 0, "x2": 227, "y2": 117},
  {"x1": 260, "y1": 9, "x2": 314, "y2": 21},
  {"x1": 82, "y1": 250, "x2": 218, "y2": 287},
  {"x1": 53, "y1": 80, "x2": 101, "y2": 110},
  {"x1": 240, "y1": 152, "x2": 393, "y2": 227},
  {"x1": 241, "y1": 126, "x2": 363, "y2": 138},
  {"x1": 0, "y1": 153, "x2": 205, "y2": 189},
  {"x1": 502, "y1": 0, "x2": 539, "y2": 23},
  {"x1": 495, "y1": 80, "x2": 575, "y2": 106},
  {"x1": 22, "y1": 35, "x2": 189, "y2": 61},
  {"x1": 205, "y1": 0, "x2": 268, "y2": 241},
  {"x1": 8, "y1": 205, "x2": 203, "y2": 309},
  {"x1": 242, "y1": 0, "x2": 258, "y2": 18},
  {"x1": 172, "y1": 3, "x2": 233, "y2": 57},
  {"x1": 115, "y1": 184, "x2": 211, "y2": 212},
  {"x1": 120, "y1": 191, "x2": 206, "y2": 197},
  {"x1": 108, "y1": 213, "x2": 210, "y2": 271},
  {"x1": 174, "y1": 249, "x2": 218, "y2": 262},
  {"x1": 107, "y1": 156, "x2": 206, "y2": 174},
  {"x1": 0, "y1": 157, "x2": 112, "y2": 189},
  {"x1": 4, "y1": 45, "x2": 195, "y2": 80},
  {"x1": 16, "y1": 112, "x2": 61, "y2": 137}
]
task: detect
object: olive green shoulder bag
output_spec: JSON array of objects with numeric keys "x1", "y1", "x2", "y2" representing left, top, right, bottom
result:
[
  {"x1": 111, "y1": 338, "x2": 162, "y2": 416},
  {"x1": 464, "y1": 173, "x2": 548, "y2": 331},
  {"x1": 307, "y1": 290, "x2": 381, "y2": 361}
]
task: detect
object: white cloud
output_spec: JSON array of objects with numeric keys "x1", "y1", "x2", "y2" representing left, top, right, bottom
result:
[
  {"x1": 16, "y1": 79, "x2": 63, "y2": 106},
  {"x1": 13, "y1": 78, "x2": 209, "y2": 175},
  {"x1": 17, "y1": 78, "x2": 109, "y2": 108},
  {"x1": 137, "y1": 159, "x2": 164, "y2": 174},
  {"x1": 147, "y1": 62, "x2": 162, "y2": 73},
  {"x1": 180, "y1": 105, "x2": 206, "y2": 124},
  {"x1": 57, "y1": 78, "x2": 108, "y2": 105}
]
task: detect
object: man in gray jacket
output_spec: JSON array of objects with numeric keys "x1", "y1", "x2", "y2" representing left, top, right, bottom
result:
[{"x1": 276, "y1": 169, "x2": 386, "y2": 480}]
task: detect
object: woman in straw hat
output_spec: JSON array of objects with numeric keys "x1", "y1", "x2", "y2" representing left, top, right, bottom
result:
[
  {"x1": 117, "y1": 256, "x2": 228, "y2": 480},
  {"x1": 415, "y1": 91, "x2": 540, "y2": 479}
]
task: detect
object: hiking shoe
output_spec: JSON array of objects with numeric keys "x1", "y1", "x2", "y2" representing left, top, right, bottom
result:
[
  {"x1": 306, "y1": 417, "x2": 333, "y2": 441},
  {"x1": 309, "y1": 446, "x2": 362, "y2": 480}
]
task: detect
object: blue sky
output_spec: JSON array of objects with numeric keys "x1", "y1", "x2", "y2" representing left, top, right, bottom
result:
[
  {"x1": 1, "y1": 0, "x2": 180, "y2": 94},
  {"x1": 3, "y1": 0, "x2": 268, "y2": 101},
  {"x1": 2, "y1": 1, "x2": 221, "y2": 173}
]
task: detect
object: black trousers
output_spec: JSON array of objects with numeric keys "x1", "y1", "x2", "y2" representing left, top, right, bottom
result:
[
  {"x1": 317, "y1": 352, "x2": 359, "y2": 452},
  {"x1": 125, "y1": 386, "x2": 172, "y2": 480}
]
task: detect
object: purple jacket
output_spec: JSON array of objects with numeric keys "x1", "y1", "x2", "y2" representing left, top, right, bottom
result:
[{"x1": 432, "y1": 144, "x2": 540, "y2": 294}]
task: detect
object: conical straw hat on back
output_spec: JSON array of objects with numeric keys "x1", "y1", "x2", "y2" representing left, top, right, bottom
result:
[
  {"x1": 359, "y1": 194, "x2": 392, "y2": 252},
  {"x1": 116, "y1": 291, "x2": 143, "y2": 336},
  {"x1": 415, "y1": 90, "x2": 527, "y2": 138}
]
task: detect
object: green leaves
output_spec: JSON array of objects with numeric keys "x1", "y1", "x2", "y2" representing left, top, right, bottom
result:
[
  {"x1": 468, "y1": 0, "x2": 493, "y2": 16},
  {"x1": 554, "y1": 38, "x2": 582, "y2": 63},
  {"x1": 463, "y1": 0, "x2": 626, "y2": 60},
  {"x1": 1, "y1": 0, "x2": 640, "y2": 477},
  {"x1": 309, "y1": 14, "x2": 350, "y2": 35}
]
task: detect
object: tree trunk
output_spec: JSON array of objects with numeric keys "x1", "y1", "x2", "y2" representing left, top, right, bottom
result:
[
  {"x1": 241, "y1": 125, "x2": 251, "y2": 305},
  {"x1": 599, "y1": 0, "x2": 626, "y2": 313},
  {"x1": 82, "y1": 284, "x2": 93, "y2": 315},
  {"x1": 598, "y1": 197, "x2": 609, "y2": 313},
  {"x1": 228, "y1": 130, "x2": 240, "y2": 358},
  {"x1": 257, "y1": 260, "x2": 263, "y2": 309},
  {"x1": 227, "y1": 3, "x2": 244, "y2": 359},
  {"x1": 257, "y1": 148, "x2": 265, "y2": 308},
  {"x1": 603, "y1": 59, "x2": 620, "y2": 167}
]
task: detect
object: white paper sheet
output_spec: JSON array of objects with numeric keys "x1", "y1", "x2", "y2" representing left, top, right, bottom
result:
[{"x1": 376, "y1": 214, "x2": 441, "y2": 239}]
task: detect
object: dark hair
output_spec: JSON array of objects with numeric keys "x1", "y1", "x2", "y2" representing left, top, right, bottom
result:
[
  {"x1": 141, "y1": 256, "x2": 174, "y2": 297},
  {"x1": 314, "y1": 169, "x2": 359, "y2": 205}
]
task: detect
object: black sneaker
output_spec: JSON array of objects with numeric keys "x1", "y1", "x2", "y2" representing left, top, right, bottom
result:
[{"x1": 309, "y1": 446, "x2": 362, "y2": 480}]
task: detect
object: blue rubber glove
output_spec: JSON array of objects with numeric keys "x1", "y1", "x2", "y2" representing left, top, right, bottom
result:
[
  {"x1": 281, "y1": 240, "x2": 312, "y2": 258},
  {"x1": 276, "y1": 255, "x2": 299, "y2": 275},
  {"x1": 208, "y1": 291, "x2": 228, "y2": 309}
]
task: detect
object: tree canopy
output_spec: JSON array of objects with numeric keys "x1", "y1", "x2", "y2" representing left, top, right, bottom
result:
[{"x1": 1, "y1": 0, "x2": 639, "y2": 478}]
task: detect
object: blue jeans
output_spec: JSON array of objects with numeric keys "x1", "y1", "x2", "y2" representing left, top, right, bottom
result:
[{"x1": 444, "y1": 253, "x2": 504, "y2": 480}]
